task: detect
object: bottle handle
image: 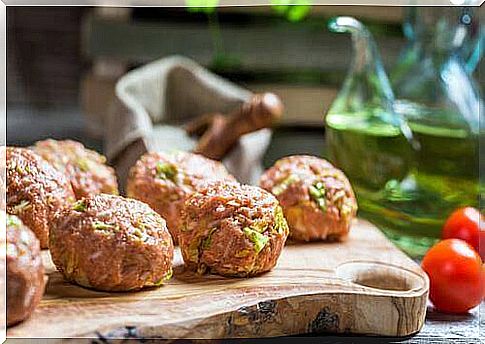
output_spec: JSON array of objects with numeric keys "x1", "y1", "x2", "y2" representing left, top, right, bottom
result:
[
  {"x1": 465, "y1": 32, "x2": 483, "y2": 74},
  {"x1": 328, "y1": 16, "x2": 419, "y2": 150}
]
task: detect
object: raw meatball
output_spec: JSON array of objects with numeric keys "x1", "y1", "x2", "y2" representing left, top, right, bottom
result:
[
  {"x1": 50, "y1": 194, "x2": 174, "y2": 291},
  {"x1": 126, "y1": 151, "x2": 236, "y2": 243},
  {"x1": 0, "y1": 146, "x2": 7, "y2": 210},
  {"x1": 6, "y1": 147, "x2": 76, "y2": 248},
  {"x1": 259, "y1": 155, "x2": 357, "y2": 242},
  {"x1": 32, "y1": 139, "x2": 118, "y2": 199},
  {"x1": 5, "y1": 213, "x2": 45, "y2": 327},
  {"x1": 179, "y1": 181, "x2": 289, "y2": 277}
]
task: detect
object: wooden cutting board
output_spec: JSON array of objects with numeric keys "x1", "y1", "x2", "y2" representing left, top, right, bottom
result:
[{"x1": 8, "y1": 219, "x2": 429, "y2": 340}]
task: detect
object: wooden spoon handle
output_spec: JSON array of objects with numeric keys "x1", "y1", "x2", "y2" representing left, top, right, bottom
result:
[
  {"x1": 184, "y1": 113, "x2": 219, "y2": 137},
  {"x1": 193, "y1": 93, "x2": 283, "y2": 160}
]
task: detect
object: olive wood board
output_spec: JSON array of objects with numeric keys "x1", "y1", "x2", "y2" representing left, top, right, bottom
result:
[{"x1": 8, "y1": 219, "x2": 429, "y2": 340}]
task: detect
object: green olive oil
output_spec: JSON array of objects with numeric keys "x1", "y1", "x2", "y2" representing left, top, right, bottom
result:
[{"x1": 325, "y1": 107, "x2": 480, "y2": 257}]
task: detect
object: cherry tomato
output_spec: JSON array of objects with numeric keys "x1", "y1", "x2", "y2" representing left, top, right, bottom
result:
[
  {"x1": 422, "y1": 239, "x2": 484, "y2": 314},
  {"x1": 442, "y1": 207, "x2": 483, "y2": 255}
]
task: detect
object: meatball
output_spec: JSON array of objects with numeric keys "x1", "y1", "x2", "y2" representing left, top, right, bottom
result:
[
  {"x1": 32, "y1": 139, "x2": 118, "y2": 199},
  {"x1": 126, "y1": 151, "x2": 236, "y2": 243},
  {"x1": 6, "y1": 147, "x2": 76, "y2": 248},
  {"x1": 5, "y1": 213, "x2": 45, "y2": 327},
  {"x1": 179, "y1": 181, "x2": 289, "y2": 277},
  {"x1": 259, "y1": 155, "x2": 357, "y2": 242},
  {"x1": 0, "y1": 146, "x2": 7, "y2": 210},
  {"x1": 50, "y1": 194, "x2": 174, "y2": 291}
]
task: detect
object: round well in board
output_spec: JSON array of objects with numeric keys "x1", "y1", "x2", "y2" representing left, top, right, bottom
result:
[{"x1": 335, "y1": 261, "x2": 426, "y2": 292}]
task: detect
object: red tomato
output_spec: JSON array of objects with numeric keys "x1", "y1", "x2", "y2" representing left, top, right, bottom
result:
[
  {"x1": 422, "y1": 239, "x2": 484, "y2": 314},
  {"x1": 442, "y1": 207, "x2": 483, "y2": 254},
  {"x1": 481, "y1": 231, "x2": 485, "y2": 263}
]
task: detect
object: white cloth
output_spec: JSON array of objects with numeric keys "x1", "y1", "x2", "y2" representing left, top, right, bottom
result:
[{"x1": 105, "y1": 55, "x2": 271, "y2": 185}]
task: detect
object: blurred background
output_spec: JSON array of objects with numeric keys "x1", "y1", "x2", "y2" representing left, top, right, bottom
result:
[
  {"x1": 6, "y1": 6, "x2": 484, "y2": 164},
  {"x1": 3, "y1": 6, "x2": 428, "y2": 166}
]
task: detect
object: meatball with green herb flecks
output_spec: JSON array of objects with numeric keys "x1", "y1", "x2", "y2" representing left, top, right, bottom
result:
[
  {"x1": 50, "y1": 194, "x2": 174, "y2": 291},
  {"x1": 6, "y1": 147, "x2": 76, "y2": 248},
  {"x1": 259, "y1": 155, "x2": 357, "y2": 242},
  {"x1": 126, "y1": 151, "x2": 236, "y2": 244},
  {"x1": 179, "y1": 181, "x2": 289, "y2": 277},
  {"x1": 5, "y1": 213, "x2": 45, "y2": 327},
  {"x1": 31, "y1": 139, "x2": 118, "y2": 199}
]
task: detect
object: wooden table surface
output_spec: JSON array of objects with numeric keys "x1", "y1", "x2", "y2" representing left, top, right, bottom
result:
[
  {"x1": 7, "y1": 113, "x2": 482, "y2": 343},
  {"x1": 405, "y1": 303, "x2": 481, "y2": 343}
]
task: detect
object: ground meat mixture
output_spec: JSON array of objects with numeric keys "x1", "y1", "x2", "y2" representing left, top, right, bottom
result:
[
  {"x1": 5, "y1": 213, "x2": 45, "y2": 326},
  {"x1": 126, "y1": 151, "x2": 236, "y2": 243},
  {"x1": 260, "y1": 155, "x2": 357, "y2": 241},
  {"x1": 50, "y1": 194, "x2": 174, "y2": 291},
  {"x1": 6, "y1": 147, "x2": 76, "y2": 248},
  {"x1": 32, "y1": 139, "x2": 118, "y2": 199},
  {"x1": 179, "y1": 181, "x2": 289, "y2": 277}
]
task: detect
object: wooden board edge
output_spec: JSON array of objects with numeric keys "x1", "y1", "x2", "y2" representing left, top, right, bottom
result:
[{"x1": 82, "y1": 290, "x2": 428, "y2": 340}]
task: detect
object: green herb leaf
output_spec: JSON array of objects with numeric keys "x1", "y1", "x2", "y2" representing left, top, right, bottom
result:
[
  {"x1": 201, "y1": 228, "x2": 217, "y2": 249},
  {"x1": 271, "y1": 0, "x2": 312, "y2": 22},
  {"x1": 155, "y1": 162, "x2": 178, "y2": 181},
  {"x1": 187, "y1": 239, "x2": 200, "y2": 262},
  {"x1": 273, "y1": 206, "x2": 289, "y2": 235},
  {"x1": 186, "y1": 0, "x2": 219, "y2": 13},
  {"x1": 135, "y1": 219, "x2": 147, "y2": 231},
  {"x1": 6, "y1": 214, "x2": 22, "y2": 227},
  {"x1": 286, "y1": 4, "x2": 311, "y2": 22},
  {"x1": 15, "y1": 164, "x2": 24, "y2": 175},
  {"x1": 309, "y1": 181, "x2": 327, "y2": 212},
  {"x1": 339, "y1": 195, "x2": 356, "y2": 220},
  {"x1": 243, "y1": 227, "x2": 269, "y2": 254},
  {"x1": 249, "y1": 220, "x2": 268, "y2": 233},
  {"x1": 93, "y1": 221, "x2": 117, "y2": 231},
  {"x1": 72, "y1": 200, "x2": 87, "y2": 212},
  {"x1": 154, "y1": 268, "x2": 173, "y2": 285},
  {"x1": 76, "y1": 158, "x2": 90, "y2": 172},
  {"x1": 271, "y1": 174, "x2": 299, "y2": 196},
  {"x1": 131, "y1": 227, "x2": 144, "y2": 239},
  {"x1": 235, "y1": 249, "x2": 251, "y2": 258}
]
